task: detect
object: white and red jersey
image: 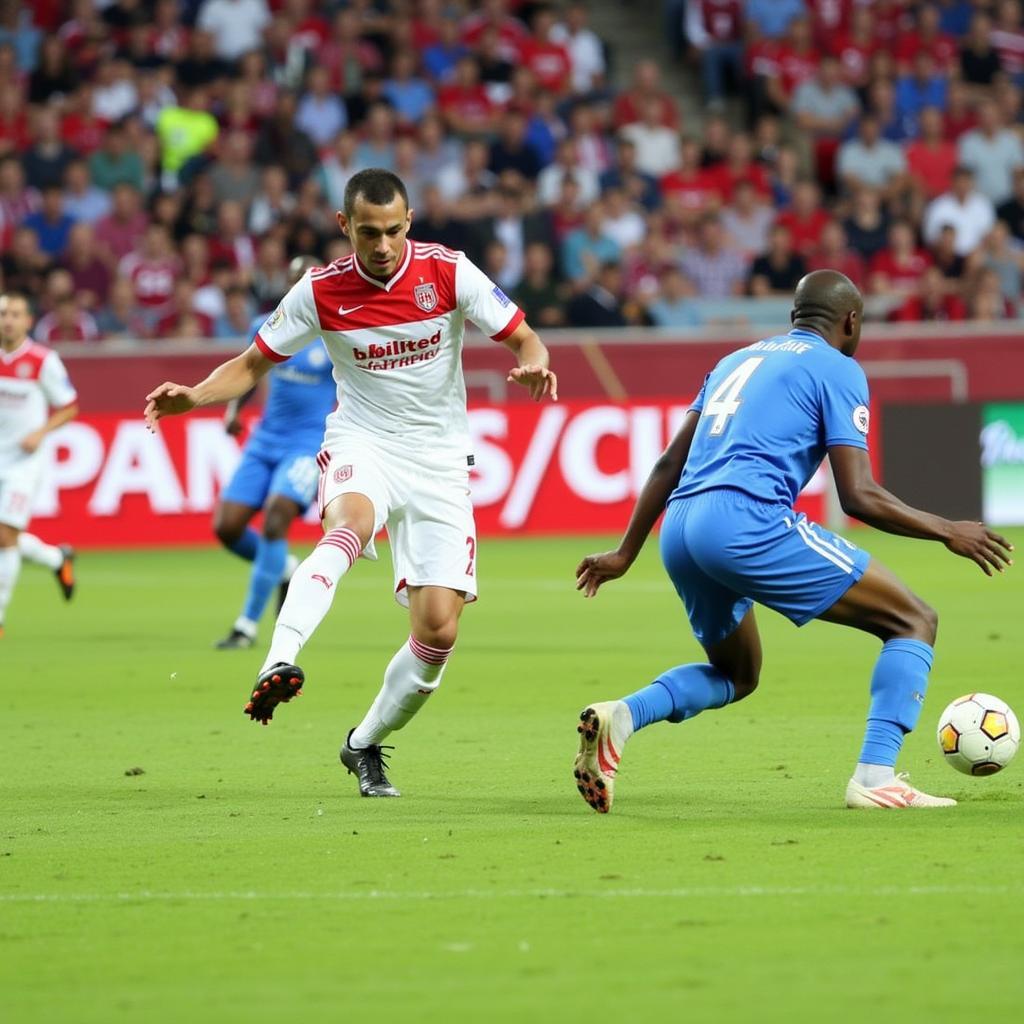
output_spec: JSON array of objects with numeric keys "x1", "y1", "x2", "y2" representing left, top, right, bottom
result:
[
  {"x1": 254, "y1": 241, "x2": 525, "y2": 461},
  {"x1": 118, "y1": 252, "x2": 181, "y2": 311},
  {"x1": 0, "y1": 339, "x2": 77, "y2": 470}
]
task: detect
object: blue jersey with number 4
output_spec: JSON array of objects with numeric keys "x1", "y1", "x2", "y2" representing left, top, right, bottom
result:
[
  {"x1": 246, "y1": 314, "x2": 336, "y2": 453},
  {"x1": 672, "y1": 328, "x2": 870, "y2": 508}
]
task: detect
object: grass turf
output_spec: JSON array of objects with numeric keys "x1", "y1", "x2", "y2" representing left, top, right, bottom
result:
[{"x1": 2, "y1": 531, "x2": 1023, "y2": 1023}]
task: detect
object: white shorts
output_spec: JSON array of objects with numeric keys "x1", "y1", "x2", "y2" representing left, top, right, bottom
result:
[
  {"x1": 0, "y1": 455, "x2": 43, "y2": 531},
  {"x1": 316, "y1": 435, "x2": 478, "y2": 607}
]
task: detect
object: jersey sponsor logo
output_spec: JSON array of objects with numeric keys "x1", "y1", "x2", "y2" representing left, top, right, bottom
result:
[
  {"x1": 333, "y1": 464, "x2": 352, "y2": 484},
  {"x1": 265, "y1": 308, "x2": 284, "y2": 331},
  {"x1": 337, "y1": 304, "x2": 364, "y2": 316},
  {"x1": 491, "y1": 285, "x2": 511, "y2": 308},
  {"x1": 353, "y1": 330, "x2": 443, "y2": 371},
  {"x1": 853, "y1": 404, "x2": 870, "y2": 434},
  {"x1": 413, "y1": 282, "x2": 438, "y2": 312}
]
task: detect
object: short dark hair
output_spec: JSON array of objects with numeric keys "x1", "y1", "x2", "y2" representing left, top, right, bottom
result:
[{"x1": 343, "y1": 168, "x2": 409, "y2": 218}]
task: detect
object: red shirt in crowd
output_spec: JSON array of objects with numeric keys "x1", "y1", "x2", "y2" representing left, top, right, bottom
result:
[
  {"x1": 904, "y1": 138, "x2": 958, "y2": 199},
  {"x1": 612, "y1": 91, "x2": 680, "y2": 130},
  {"x1": 34, "y1": 311, "x2": 100, "y2": 344},
  {"x1": 890, "y1": 293, "x2": 967, "y2": 322},
  {"x1": 461, "y1": 16, "x2": 527, "y2": 62},
  {"x1": 806, "y1": 249, "x2": 866, "y2": 288},
  {"x1": 808, "y1": 0, "x2": 854, "y2": 42},
  {"x1": 776, "y1": 208, "x2": 831, "y2": 255},
  {"x1": 775, "y1": 44, "x2": 820, "y2": 98},
  {"x1": 707, "y1": 162, "x2": 771, "y2": 201},
  {"x1": 831, "y1": 33, "x2": 878, "y2": 87},
  {"x1": 660, "y1": 167, "x2": 722, "y2": 212},
  {"x1": 118, "y1": 252, "x2": 180, "y2": 311},
  {"x1": 893, "y1": 30, "x2": 958, "y2": 71},
  {"x1": 869, "y1": 248, "x2": 933, "y2": 288},
  {"x1": 437, "y1": 82, "x2": 496, "y2": 129},
  {"x1": 990, "y1": 25, "x2": 1024, "y2": 76},
  {"x1": 519, "y1": 38, "x2": 572, "y2": 94},
  {"x1": 693, "y1": 1, "x2": 744, "y2": 43},
  {"x1": 61, "y1": 112, "x2": 108, "y2": 155}
]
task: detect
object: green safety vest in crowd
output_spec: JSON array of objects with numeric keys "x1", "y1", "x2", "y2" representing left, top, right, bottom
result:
[{"x1": 155, "y1": 106, "x2": 219, "y2": 173}]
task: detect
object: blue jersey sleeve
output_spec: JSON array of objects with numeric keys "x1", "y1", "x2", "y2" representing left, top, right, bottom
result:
[
  {"x1": 690, "y1": 373, "x2": 710, "y2": 414},
  {"x1": 820, "y1": 357, "x2": 870, "y2": 450}
]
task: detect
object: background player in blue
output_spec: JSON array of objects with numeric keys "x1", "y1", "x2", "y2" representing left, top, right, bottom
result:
[
  {"x1": 573, "y1": 270, "x2": 1013, "y2": 812},
  {"x1": 212, "y1": 256, "x2": 337, "y2": 649}
]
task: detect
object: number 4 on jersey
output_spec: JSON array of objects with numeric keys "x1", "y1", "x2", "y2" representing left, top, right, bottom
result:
[{"x1": 704, "y1": 357, "x2": 764, "y2": 435}]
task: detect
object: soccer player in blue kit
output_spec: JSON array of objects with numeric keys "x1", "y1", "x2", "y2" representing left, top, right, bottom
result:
[
  {"x1": 212, "y1": 257, "x2": 337, "y2": 649},
  {"x1": 574, "y1": 271, "x2": 1013, "y2": 812}
]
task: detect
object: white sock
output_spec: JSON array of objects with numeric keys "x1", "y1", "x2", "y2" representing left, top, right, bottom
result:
[
  {"x1": 260, "y1": 527, "x2": 361, "y2": 672},
  {"x1": 234, "y1": 615, "x2": 258, "y2": 638},
  {"x1": 282, "y1": 552, "x2": 299, "y2": 582},
  {"x1": 349, "y1": 635, "x2": 453, "y2": 748},
  {"x1": 17, "y1": 533, "x2": 63, "y2": 570},
  {"x1": 0, "y1": 546, "x2": 23, "y2": 624},
  {"x1": 854, "y1": 762, "x2": 897, "y2": 787}
]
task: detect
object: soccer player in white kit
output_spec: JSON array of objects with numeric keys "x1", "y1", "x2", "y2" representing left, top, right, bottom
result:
[
  {"x1": 0, "y1": 292, "x2": 79, "y2": 638},
  {"x1": 145, "y1": 170, "x2": 558, "y2": 797}
]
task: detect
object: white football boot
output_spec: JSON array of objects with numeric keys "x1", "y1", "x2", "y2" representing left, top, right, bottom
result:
[
  {"x1": 574, "y1": 701, "x2": 633, "y2": 813},
  {"x1": 845, "y1": 772, "x2": 957, "y2": 809}
]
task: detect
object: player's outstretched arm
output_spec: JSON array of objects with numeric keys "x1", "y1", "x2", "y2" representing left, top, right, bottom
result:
[
  {"x1": 502, "y1": 322, "x2": 558, "y2": 402},
  {"x1": 577, "y1": 411, "x2": 700, "y2": 597},
  {"x1": 144, "y1": 344, "x2": 276, "y2": 430},
  {"x1": 830, "y1": 444, "x2": 1014, "y2": 576}
]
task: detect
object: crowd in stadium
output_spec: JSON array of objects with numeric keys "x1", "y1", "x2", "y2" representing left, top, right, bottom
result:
[{"x1": 1, "y1": 0, "x2": 1024, "y2": 343}]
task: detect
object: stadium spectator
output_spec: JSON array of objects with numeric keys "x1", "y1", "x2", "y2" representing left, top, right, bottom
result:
[
  {"x1": 923, "y1": 165, "x2": 997, "y2": 254},
  {"x1": 472, "y1": 185, "x2": 556, "y2": 292},
  {"x1": 805, "y1": 219, "x2": 866, "y2": 287},
  {"x1": 197, "y1": 0, "x2": 271, "y2": 64},
  {"x1": 764, "y1": 16, "x2": 820, "y2": 115},
  {"x1": 791, "y1": 54, "x2": 860, "y2": 184},
  {"x1": 929, "y1": 222, "x2": 969, "y2": 283},
  {"x1": 413, "y1": 114, "x2": 461, "y2": 184},
  {"x1": 23, "y1": 106, "x2": 78, "y2": 190},
  {"x1": 565, "y1": 103, "x2": 614, "y2": 178},
  {"x1": 156, "y1": 85, "x2": 219, "y2": 187},
  {"x1": 600, "y1": 187, "x2": 646, "y2": 253},
  {"x1": 644, "y1": 266, "x2": 701, "y2": 328},
  {"x1": 34, "y1": 295, "x2": 99, "y2": 343},
  {"x1": 537, "y1": 138, "x2": 599, "y2": 208},
  {"x1": 562, "y1": 200, "x2": 620, "y2": 285},
  {"x1": 412, "y1": 183, "x2": 470, "y2": 253},
  {"x1": 869, "y1": 220, "x2": 934, "y2": 297},
  {"x1": 720, "y1": 178, "x2": 774, "y2": 260},
  {"x1": 422, "y1": 13, "x2": 468, "y2": 85},
  {"x1": 295, "y1": 65, "x2": 348, "y2": 147},
  {"x1": 895, "y1": 51, "x2": 949, "y2": 136},
  {"x1": 996, "y1": 166, "x2": 1024, "y2": 239},
  {"x1": 612, "y1": 59, "x2": 680, "y2": 131},
  {"x1": 248, "y1": 165, "x2": 296, "y2": 237},
  {"x1": 969, "y1": 265, "x2": 1018, "y2": 320},
  {"x1": 776, "y1": 179, "x2": 830, "y2": 256},
  {"x1": 209, "y1": 130, "x2": 261, "y2": 208},
  {"x1": 60, "y1": 222, "x2": 111, "y2": 310},
  {"x1": 61, "y1": 158, "x2": 111, "y2": 225},
  {"x1": 210, "y1": 199, "x2": 256, "y2": 272},
  {"x1": 905, "y1": 105, "x2": 958, "y2": 202},
  {"x1": 836, "y1": 114, "x2": 908, "y2": 201},
  {"x1": 748, "y1": 223, "x2": 807, "y2": 296},
  {"x1": 317, "y1": 131, "x2": 364, "y2": 212},
  {"x1": 832, "y1": 4, "x2": 878, "y2": 91},
  {"x1": 461, "y1": 0, "x2": 528, "y2": 63},
  {"x1": 977, "y1": 219, "x2": 1024, "y2": 301},
  {"x1": 488, "y1": 109, "x2": 543, "y2": 182},
  {"x1": 684, "y1": 0, "x2": 744, "y2": 107},
  {"x1": 895, "y1": 3, "x2": 958, "y2": 74},
  {"x1": 957, "y1": 97, "x2": 1024, "y2": 204},
  {"x1": 0, "y1": 155, "x2": 39, "y2": 230},
  {"x1": 843, "y1": 185, "x2": 890, "y2": 260},
  {"x1": 990, "y1": 0, "x2": 1024, "y2": 84},
  {"x1": 174, "y1": 30, "x2": 232, "y2": 94},
  {"x1": 943, "y1": 76, "x2": 977, "y2": 139},
  {"x1": 213, "y1": 283, "x2": 256, "y2": 341},
  {"x1": 550, "y1": 2, "x2": 607, "y2": 98},
  {"x1": 678, "y1": 213, "x2": 748, "y2": 298},
  {"x1": 253, "y1": 91, "x2": 318, "y2": 186},
  {"x1": 382, "y1": 51, "x2": 435, "y2": 129},
  {"x1": 709, "y1": 132, "x2": 771, "y2": 201},
  {"x1": 889, "y1": 265, "x2": 967, "y2": 320},
  {"x1": 92, "y1": 57, "x2": 138, "y2": 123},
  {"x1": 512, "y1": 240, "x2": 565, "y2": 327},
  {"x1": 95, "y1": 275, "x2": 149, "y2": 339},
  {"x1": 437, "y1": 138, "x2": 497, "y2": 217},
  {"x1": 1, "y1": 225, "x2": 49, "y2": 295},
  {"x1": 745, "y1": 0, "x2": 806, "y2": 40},
  {"x1": 437, "y1": 55, "x2": 498, "y2": 138},
  {"x1": 619, "y1": 97, "x2": 681, "y2": 178},
  {"x1": 519, "y1": 5, "x2": 572, "y2": 97},
  {"x1": 960, "y1": 11, "x2": 1002, "y2": 91},
  {"x1": 599, "y1": 137, "x2": 659, "y2": 212},
  {"x1": 155, "y1": 279, "x2": 213, "y2": 339},
  {"x1": 119, "y1": 222, "x2": 181, "y2": 324},
  {"x1": 23, "y1": 186, "x2": 74, "y2": 258},
  {"x1": 565, "y1": 259, "x2": 629, "y2": 327},
  {"x1": 88, "y1": 119, "x2": 145, "y2": 193},
  {"x1": 28, "y1": 36, "x2": 77, "y2": 106}
]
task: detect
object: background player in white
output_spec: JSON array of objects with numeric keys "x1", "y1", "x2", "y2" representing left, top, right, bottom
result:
[
  {"x1": 0, "y1": 291, "x2": 79, "y2": 638},
  {"x1": 145, "y1": 169, "x2": 557, "y2": 797}
]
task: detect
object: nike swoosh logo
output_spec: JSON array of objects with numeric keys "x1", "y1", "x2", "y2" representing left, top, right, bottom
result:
[{"x1": 337, "y1": 304, "x2": 364, "y2": 316}]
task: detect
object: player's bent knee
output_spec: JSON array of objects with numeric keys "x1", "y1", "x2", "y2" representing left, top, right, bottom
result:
[
  {"x1": 415, "y1": 620, "x2": 458, "y2": 651},
  {"x1": 212, "y1": 518, "x2": 242, "y2": 548}
]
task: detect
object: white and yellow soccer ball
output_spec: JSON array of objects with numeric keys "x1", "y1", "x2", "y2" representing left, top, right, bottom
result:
[{"x1": 937, "y1": 693, "x2": 1020, "y2": 776}]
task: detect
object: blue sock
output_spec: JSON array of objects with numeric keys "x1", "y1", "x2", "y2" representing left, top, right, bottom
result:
[
  {"x1": 858, "y1": 638, "x2": 934, "y2": 766},
  {"x1": 227, "y1": 527, "x2": 259, "y2": 562},
  {"x1": 242, "y1": 537, "x2": 288, "y2": 623},
  {"x1": 623, "y1": 663, "x2": 736, "y2": 731}
]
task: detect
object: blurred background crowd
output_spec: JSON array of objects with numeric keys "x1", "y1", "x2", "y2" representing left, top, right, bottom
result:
[{"x1": 2, "y1": 0, "x2": 1024, "y2": 344}]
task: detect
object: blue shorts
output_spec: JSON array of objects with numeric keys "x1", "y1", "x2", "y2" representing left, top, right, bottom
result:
[
  {"x1": 660, "y1": 488, "x2": 870, "y2": 647},
  {"x1": 221, "y1": 441, "x2": 320, "y2": 511}
]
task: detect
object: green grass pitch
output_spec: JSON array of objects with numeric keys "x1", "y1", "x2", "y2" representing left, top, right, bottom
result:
[{"x1": 3, "y1": 530, "x2": 1023, "y2": 1023}]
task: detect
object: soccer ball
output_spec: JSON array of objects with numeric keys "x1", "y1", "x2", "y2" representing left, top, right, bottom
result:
[{"x1": 937, "y1": 693, "x2": 1020, "y2": 776}]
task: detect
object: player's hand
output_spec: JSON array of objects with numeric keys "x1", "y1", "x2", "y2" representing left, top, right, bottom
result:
[
  {"x1": 144, "y1": 382, "x2": 197, "y2": 430},
  {"x1": 19, "y1": 430, "x2": 44, "y2": 454},
  {"x1": 508, "y1": 364, "x2": 558, "y2": 402},
  {"x1": 944, "y1": 521, "x2": 1014, "y2": 576},
  {"x1": 575, "y1": 550, "x2": 632, "y2": 597}
]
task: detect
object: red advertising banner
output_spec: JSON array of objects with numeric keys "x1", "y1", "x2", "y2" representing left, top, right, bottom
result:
[{"x1": 31, "y1": 402, "x2": 838, "y2": 547}]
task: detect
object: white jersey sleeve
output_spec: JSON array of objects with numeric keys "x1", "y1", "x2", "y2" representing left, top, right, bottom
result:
[
  {"x1": 253, "y1": 271, "x2": 321, "y2": 362},
  {"x1": 39, "y1": 351, "x2": 78, "y2": 409},
  {"x1": 455, "y1": 253, "x2": 525, "y2": 341}
]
